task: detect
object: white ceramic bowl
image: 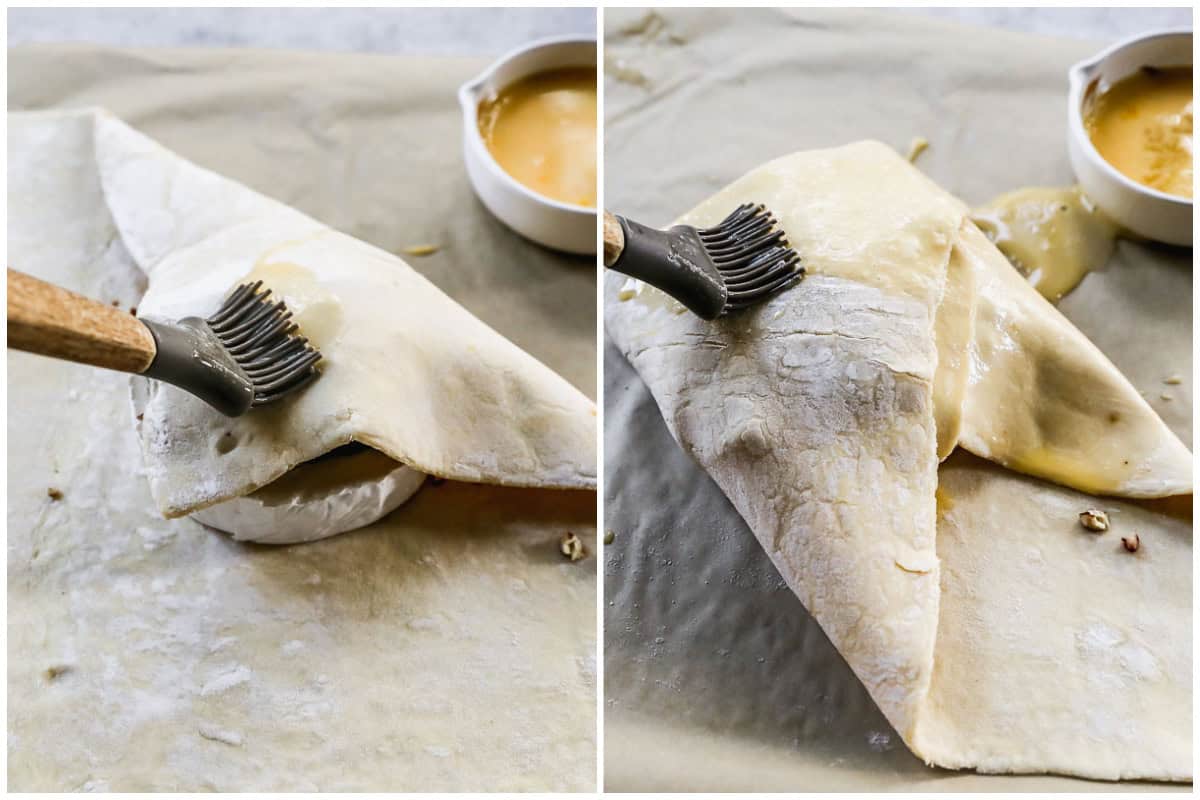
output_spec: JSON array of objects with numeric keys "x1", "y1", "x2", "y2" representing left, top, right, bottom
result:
[
  {"x1": 459, "y1": 35, "x2": 597, "y2": 255},
  {"x1": 1066, "y1": 29, "x2": 1192, "y2": 246}
]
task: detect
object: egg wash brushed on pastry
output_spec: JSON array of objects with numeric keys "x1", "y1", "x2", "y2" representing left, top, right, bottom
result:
[{"x1": 243, "y1": 242, "x2": 344, "y2": 349}]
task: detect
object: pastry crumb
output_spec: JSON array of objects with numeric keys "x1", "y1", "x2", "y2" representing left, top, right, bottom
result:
[
  {"x1": 1121, "y1": 533, "x2": 1140, "y2": 553},
  {"x1": 198, "y1": 723, "x2": 244, "y2": 747},
  {"x1": 402, "y1": 244, "x2": 440, "y2": 257},
  {"x1": 46, "y1": 488, "x2": 63, "y2": 501},
  {"x1": 44, "y1": 664, "x2": 72, "y2": 681},
  {"x1": 1160, "y1": 393, "x2": 1173, "y2": 402},
  {"x1": 603, "y1": 529, "x2": 615, "y2": 545},
  {"x1": 1164, "y1": 374, "x2": 1182, "y2": 385},
  {"x1": 560, "y1": 532, "x2": 586, "y2": 561},
  {"x1": 906, "y1": 136, "x2": 930, "y2": 163},
  {"x1": 1078, "y1": 509, "x2": 1109, "y2": 532}
]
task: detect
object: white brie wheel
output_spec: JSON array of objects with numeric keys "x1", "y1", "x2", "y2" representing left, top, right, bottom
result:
[{"x1": 191, "y1": 446, "x2": 426, "y2": 545}]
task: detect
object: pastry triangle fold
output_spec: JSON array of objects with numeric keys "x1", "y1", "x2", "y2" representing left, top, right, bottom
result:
[
  {"x1": 605, "y1": 141, "x2": 1191, "y2": 781},
  {"x1": 13, "y1": 108, "x2": 597, "y2": 518}
]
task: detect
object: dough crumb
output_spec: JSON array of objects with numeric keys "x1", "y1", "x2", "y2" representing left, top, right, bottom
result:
[
  {"x1": 1164, "y1": 374, "x2": 1182, "y2": 384},
  {"x1": 44, "y1": 664, "x2": 72, "y2": 681},
  {"x1": 866, "y1": 730, "x2": 894, "y2": 752},
  {"x1": 198, "y1": 723, "x2": 244, "y2": 747},
  {"x1": 560, "y1": 532, "x2": 586, "y2": 561},
  {"x1": 402, "y1": 244, "x2": 440, "y2": 257},
  {"x1": 46, "y1": 488, "x2": 63, "y2": 501},
  {"x1": 406, "y1": 616, "x2": 439, "y2": 632},
  {"x1": 906, "y1": 136, "x2": 930, "y2": 163},
  {"x1": 207, "y1": 636, "x2": 237, "y2": 654},
  {"x1": 1160, "y1": 393, "x2": 1173, "y2": 401},
  {"x1": 606, "y1": 56, "x2": 651, "y2": 88},
  {"x1": 200, "y1": 664, "x2": 252, "y2": 696},
  {"x1": 604, "y1": 529, "x2": 616, "y2": 545},
  {"x1": 1078, "y1": 509, "x2": 1109, "y2": 532},
  {"x1": 1121, "y1": 533, "x2": 1140, "y2": 553}
]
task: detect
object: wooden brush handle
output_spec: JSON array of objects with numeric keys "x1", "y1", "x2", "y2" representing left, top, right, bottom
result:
[
  {"x1": 603, "y1": 211, "x2": 625, "y2": 267},
  {"x1": 7, "y1": 268, "x2": 156, "y2": 374}
]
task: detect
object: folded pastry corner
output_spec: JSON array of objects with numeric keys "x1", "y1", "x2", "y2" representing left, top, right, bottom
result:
[
  {"x1": 16, "y1": 108, "x2": 597, "y2": 528},
  {"x1": 606, "y1": 141, "x2": 1191, "y2": 780}
]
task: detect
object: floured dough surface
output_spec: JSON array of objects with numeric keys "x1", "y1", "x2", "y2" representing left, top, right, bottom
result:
[
  {"x1": 914, "y1": 452, "x2": 1191, "y2": 782},
  {"x1": 611, "y1": 142, "x2": 964, "y2": 736},
  {"x1": 605, "y1": 141, "x2": 1191, "y2": 780}
]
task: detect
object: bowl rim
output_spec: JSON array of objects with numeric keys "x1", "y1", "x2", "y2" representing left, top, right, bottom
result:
[
  {"x1": 457, "y1": 33, "x2": 598, "y2": 217},
  {"x1": 1066, "y1": 27, "x2": 1193, "y2": 208}
]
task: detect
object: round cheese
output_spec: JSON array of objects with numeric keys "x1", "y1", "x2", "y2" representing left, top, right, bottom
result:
[{"x1": 191, "y1": 447, "x2": 426, "y2": 544}]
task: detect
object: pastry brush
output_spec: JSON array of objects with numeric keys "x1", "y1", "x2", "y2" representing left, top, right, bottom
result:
[
  {"x1": 603, "y1": 204, "x2": 804, "y2": 319},
  {"x1": 7, "y1": 269, "x2": 322, "y2": 417}
]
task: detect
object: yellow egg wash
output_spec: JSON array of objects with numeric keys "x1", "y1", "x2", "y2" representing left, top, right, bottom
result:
[
  {"x1": 478, "y1": 68, "x2": 597, "y2": 208},
  {"x1": 1085, "y1": 66, "x2": 1193, "y2": 198},
  {"x1": 971, "y1": 186, "x2": 1118, "y2": 303},
  {"x1": 244, "y1": 259, "x2": 344, "y2": 349}
]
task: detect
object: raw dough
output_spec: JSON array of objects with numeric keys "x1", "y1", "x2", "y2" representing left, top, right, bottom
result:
[
  {"x1": 635, "y1": 143, "x2": 1191, "y2": 498},
  {"x1": 605, "y1": 142, "x2": 1192, "y2": 780},
  {"x1": 914, "y1": 451, "x2": 1191, "y2": 781},
  {"x1": 69, "y1": 107, "x2": 596, "y2": 518}
]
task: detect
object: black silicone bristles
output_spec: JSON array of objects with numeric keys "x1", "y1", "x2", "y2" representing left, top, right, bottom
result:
[
  {"x1": 207, "y1": 281, "x2": 322, "y2": 406},
  {"x1": 698, "y1": 203, "x2": 804, "y2": 313}
]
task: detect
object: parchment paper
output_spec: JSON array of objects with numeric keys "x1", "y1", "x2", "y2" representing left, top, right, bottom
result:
[
  {"x1": 8, "y1": 44, "x2": 596, "y2": 791},
  {"x1": 602, "y1": 8, "x2": 1191, "y2": 792}
]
